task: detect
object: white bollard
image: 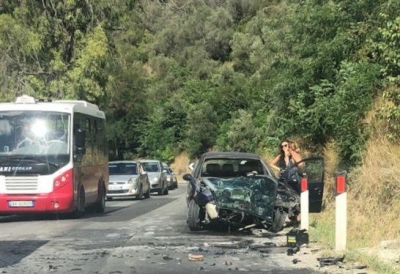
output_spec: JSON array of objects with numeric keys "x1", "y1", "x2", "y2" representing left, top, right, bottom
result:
[
  {"x1": 300, "y1": 176, "x2": 309, "y2": 231},
  {"x1": 335, "y1": 173, "x2": 347, "y2": 252}
]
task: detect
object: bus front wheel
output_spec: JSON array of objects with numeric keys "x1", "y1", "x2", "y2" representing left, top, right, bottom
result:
[
  {"x1": 94, "y1": 185, "x2": 106, "y2": 213},
  {"x1": 70, "y1": 187, "x2": 85, "y2": 219}
]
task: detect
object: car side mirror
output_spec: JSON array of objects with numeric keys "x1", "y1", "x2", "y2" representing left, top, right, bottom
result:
[{"x1": 183, "y1": 173, "x2": 193, "y2": 181}]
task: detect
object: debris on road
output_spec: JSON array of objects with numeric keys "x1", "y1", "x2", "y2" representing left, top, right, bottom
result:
[
  {"x1": 346, "y1": 263, "x2": 367, "y2": 270},
  {"x1": 249, "y1": 242, "x2": 276, "y2": 250},
  {"x1": 251, "y1": 228, "x2": 276, "y2": 237},
  {"x1": 317, "y1": 255, "x2": 345, "y2": 267},
  {"x1": 292, "y1": 258, "x2": 301, "y2": 264},
  {"x1": 162, "y1": 255, "x2": 173, "y2": 260},
  {"x1": 286, "y1": 246, "x2": 300, "y2": 256},
  {"x1": 188, "y1": 253, "x2": 204, "y2": 261},
  {"x1": 286, "y1": 228, "x2": 309, "y2": 248},
  {"x1": 212, "y1": 240, "x2": 253, "y2": 249}
]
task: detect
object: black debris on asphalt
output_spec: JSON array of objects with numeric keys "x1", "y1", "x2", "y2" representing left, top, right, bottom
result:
[{"x1": 317, "y1": 255, "x2": 345, "y2": 267}]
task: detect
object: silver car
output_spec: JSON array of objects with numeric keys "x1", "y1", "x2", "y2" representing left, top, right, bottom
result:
[
  {"x1": 107, "y1": 161, "x2": 151, "y2": 200},
  {"x1": 140, "y1": 159, "x2": 168, "y2": 195},
  {"x1": 163, "y1": 162, "x2": 178, "y2": 190}
]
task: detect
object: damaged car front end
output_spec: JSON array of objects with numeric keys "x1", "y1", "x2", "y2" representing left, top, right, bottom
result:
[
  {"x1": 185, "y1": 173, "x2": 278, "y2": 231},
  {"x1": 184, "y1": 152, "x2": 324, "y2": 233}
]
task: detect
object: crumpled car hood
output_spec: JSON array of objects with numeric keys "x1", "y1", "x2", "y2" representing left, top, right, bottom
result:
[{"x1": 202, "y1": 176, "x2": 278, "y2": 220}]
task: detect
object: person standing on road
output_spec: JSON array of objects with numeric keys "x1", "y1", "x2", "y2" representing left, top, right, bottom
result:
[
  {"x1": 270, "y1": 140, "x2": 303, "y2": 225},
  {"x1": 269, "y1": 139, "x2": 302, "y2": 172}
]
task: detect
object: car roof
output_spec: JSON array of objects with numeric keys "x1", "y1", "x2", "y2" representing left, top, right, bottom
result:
[
  {"x1": 139, "y1": 159, "x2": 160, "y2": 163},
  {"x1": 193, "y1": 151, "x2": 274, "y2": 178},
  {"x1": 109, "y1": 160, "x2": 137, "y2": 164},
  {"x1": 200, "y1": 151, "x2": 263, "y2": 160}
]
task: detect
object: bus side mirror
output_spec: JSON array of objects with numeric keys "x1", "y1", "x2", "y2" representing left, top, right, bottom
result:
[{"x1": 75, "y1": 128, "x2": 86, "y2": 155}]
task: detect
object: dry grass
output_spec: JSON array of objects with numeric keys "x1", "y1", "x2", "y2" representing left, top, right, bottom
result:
[
  {"x1": 170, "y1": 152, "x2": 191, "y2": 181},
  {"x1": 346, "y1": 136, "x2": 400, "y2": 247},
  {"x1": 312, "y1": 135, "x2": 400, "y2": 251},
  {"x1": 306, "y1": 135, "x2": 400, "y2": 273}
]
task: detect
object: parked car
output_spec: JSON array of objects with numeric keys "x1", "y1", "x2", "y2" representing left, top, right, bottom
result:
[
  {"x1": 162, "y1": 162, "x2": 178, "y2": 190},
  {"x1": 184, "y1": 151, "x2": 324, "y2": 232},
  {"x1": 140, "y1": 159, "x2": 169, "y2": 195},
  {"x1": 107, "y1": 161, "x2": 150, "y2": 200}
]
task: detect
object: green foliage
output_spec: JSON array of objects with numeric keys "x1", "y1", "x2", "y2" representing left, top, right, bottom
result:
[
  {"x1": 138, "y1": 100, "x2": 186, "y2": 161},
  {"x1": 374, "y1": 14, "x2": 400, "y2": 141},
  {"x1": 0, "y1": 0, "x2": 392, "y2": 166},
  {"x1": 185, "y1": 101, "x2": 218, "y2": 159},
  {"x1": 216, "y1": 110, "x2": 263, "y2": 153}
]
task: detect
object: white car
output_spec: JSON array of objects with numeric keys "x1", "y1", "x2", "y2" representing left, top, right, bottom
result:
[
  {"x1": 140, "y1": 159, "x2": 169, "y2": 195},
  {"x1": 107, "y1": 161, "x2": 151, "y2": 200}
]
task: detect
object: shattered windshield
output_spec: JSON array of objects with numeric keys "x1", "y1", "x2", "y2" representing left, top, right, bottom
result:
[
  {"x1": 204, "y1": 176, "x2": 277, "y2": 219},
  {"x1": 0, "y1": 111, "x2": 70, "y2": 156}
]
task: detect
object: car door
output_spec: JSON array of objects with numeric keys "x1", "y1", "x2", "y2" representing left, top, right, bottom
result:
[{"x1": 296, "y1": 157, "x2": 325, "y2": 213}]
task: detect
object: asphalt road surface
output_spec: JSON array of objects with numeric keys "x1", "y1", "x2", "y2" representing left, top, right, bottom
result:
[{"x1": 0, "y1": 184, "x2": 330, "y2": 274}]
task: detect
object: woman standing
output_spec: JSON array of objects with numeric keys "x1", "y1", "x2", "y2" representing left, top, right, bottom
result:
[{"x1": 269, "y1": 140, "x2": 302, "y2": 172}]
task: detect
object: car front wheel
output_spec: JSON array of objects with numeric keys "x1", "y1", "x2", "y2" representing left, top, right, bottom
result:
[
  {"x1": 136, "y1": 185, "x2": 143, "y2": 200},
  {"x1": 271, "y1": 208, "x2": 288, "y2": 232},
  {"x1": 144, "y1": 186, "x2": 150, "y2": 199},
  {"x1": 187, "y1": 199, "x2": 203, "y2": 231},
  {"x1": 163, "y1": 184, "x2": 169, "y2": 195}
]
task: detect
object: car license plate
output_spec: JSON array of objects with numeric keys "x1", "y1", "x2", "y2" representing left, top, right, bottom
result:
[
  {"x1": 8, "y1": 201, "x2": 34, "y2": 207},
  {"x1": 109, "y1": 185, "x2": 123, "y2": 190}
]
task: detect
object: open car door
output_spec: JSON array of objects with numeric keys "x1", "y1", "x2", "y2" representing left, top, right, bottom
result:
[{"x1": 296, "y1": 157, "x2": 325, "y2": 213}]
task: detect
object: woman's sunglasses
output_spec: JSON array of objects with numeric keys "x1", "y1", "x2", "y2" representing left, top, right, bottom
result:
[{"x1": 281, "y1": 144, "x2": 288, "y2": 148}]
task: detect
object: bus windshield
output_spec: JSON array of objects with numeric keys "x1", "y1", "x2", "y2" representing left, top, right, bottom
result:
[{"x1": 0, "y1": 111, "x2": 70, "y2": 156}]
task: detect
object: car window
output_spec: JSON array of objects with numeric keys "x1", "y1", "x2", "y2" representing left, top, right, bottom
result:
[
  {"x1": 109, "y1": 163, "x2": 138, "y2": 175},
  {"x1": 201, "y1": 158, "x2": 265, "y2": 177},
  {"x1": 141, "y1": 162, "x2": 160, "y2": 172}
]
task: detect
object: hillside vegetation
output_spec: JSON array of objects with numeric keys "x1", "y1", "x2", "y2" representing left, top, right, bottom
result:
[{"x1": 1, "y1": 0, "x2": 400, "y2": 268}]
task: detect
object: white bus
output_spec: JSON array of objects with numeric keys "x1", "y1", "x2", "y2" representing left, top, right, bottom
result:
[{"x1": 0, "y1": 95, "x2": 109, "y2": 217}]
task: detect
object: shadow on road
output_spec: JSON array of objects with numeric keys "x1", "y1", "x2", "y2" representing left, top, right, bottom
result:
[
  {"x1": 0, "y1": 196, "x2": 177, "y2": 223},
  {"x1": 0, "y1": 240, "x2": 48, "y2": 268}
]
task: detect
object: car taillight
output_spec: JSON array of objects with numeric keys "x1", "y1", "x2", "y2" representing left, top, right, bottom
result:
[{"x1": 54, "y1": 169, "x2": 73, "y2": 190}]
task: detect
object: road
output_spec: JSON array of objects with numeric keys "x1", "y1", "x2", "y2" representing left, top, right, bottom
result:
[{"x1": 0, "y1": 184, "x2": 332, "y2": 274}]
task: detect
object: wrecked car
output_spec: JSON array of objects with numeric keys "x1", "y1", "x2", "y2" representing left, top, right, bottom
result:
[{"x1": 184, "y1": 152, "x2": 324, "y2": 233}]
